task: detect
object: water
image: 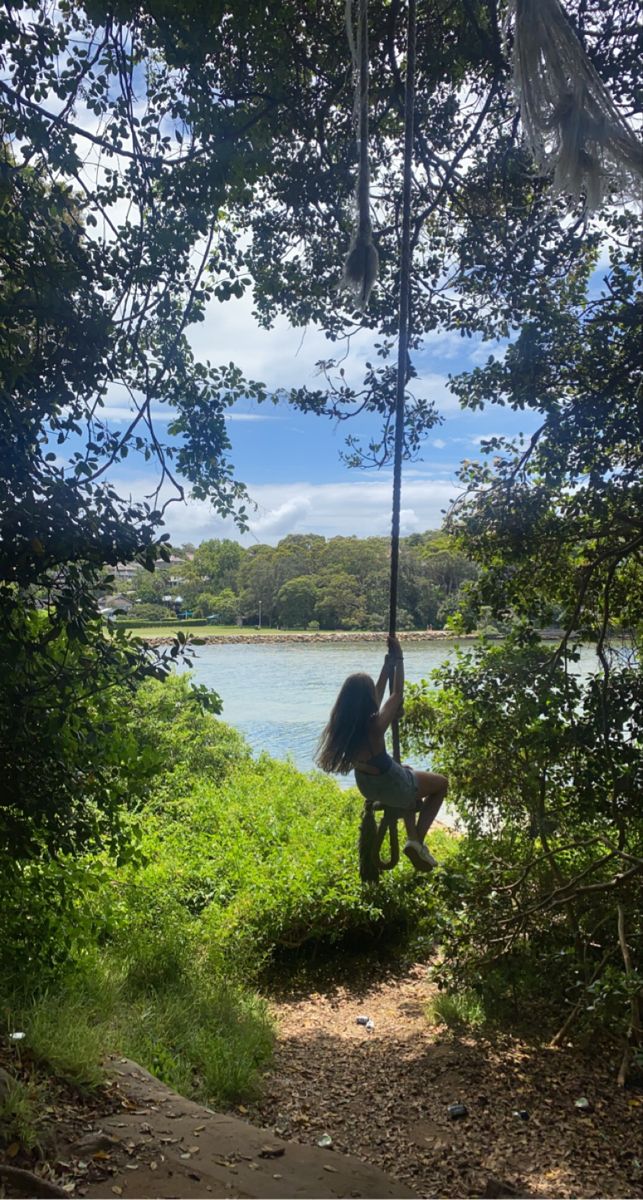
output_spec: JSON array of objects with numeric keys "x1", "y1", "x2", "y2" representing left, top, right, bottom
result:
[{"x1": 185, "y1": 638, "x2": 602, "y2": 777}]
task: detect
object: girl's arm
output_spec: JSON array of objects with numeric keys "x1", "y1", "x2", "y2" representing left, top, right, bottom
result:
[
  {"x1": 374, "y1": 637, "x2": 404, "y2": 732},
  {"x1": 374, "y1": 654, "x2": 391, "y2": 705}
]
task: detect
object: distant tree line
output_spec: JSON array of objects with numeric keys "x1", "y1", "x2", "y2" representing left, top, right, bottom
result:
[{"x1": 120, "y1": 531, "x2": 478, "y2": 631}]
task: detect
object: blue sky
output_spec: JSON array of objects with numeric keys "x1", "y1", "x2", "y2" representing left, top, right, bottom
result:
[{"x1": 105, "y1": 288, "x2": 541, "y2": 547}]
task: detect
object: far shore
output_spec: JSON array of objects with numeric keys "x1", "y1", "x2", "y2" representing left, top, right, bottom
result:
[{"x1": 139, "y1": 628, "x2": 480, "y2": 647}]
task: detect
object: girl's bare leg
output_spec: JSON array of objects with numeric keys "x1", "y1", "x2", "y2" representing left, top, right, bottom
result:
[
  {"x1": 403, "y1": 810, "x2": 420, "y2": 842},
  {"x1": 413, "y1": 770, "x2": 448, "y2": 842}
]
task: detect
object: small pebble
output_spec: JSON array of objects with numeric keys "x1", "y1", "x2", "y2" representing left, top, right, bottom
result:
[{"x1": 447, "y1": 1102, "x2": 468, "y2": 1119}]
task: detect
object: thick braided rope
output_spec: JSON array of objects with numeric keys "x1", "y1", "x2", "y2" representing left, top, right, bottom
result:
[{"x1": 342, "y1": 0, "x2": 379, "y2": 306}]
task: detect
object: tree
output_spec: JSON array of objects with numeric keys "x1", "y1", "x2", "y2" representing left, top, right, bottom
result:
[
  {"x1": 314, "y1": 572, "x2": 365, "y2": 629},
  {"x1": 402, "y1": 636, "x2": 642, "y2": 1077},
  {"x1": 223, "y1": 4, "x2": 639, "y2": 463},
  {"x1": 238, "y1": 545, "x2": 279, "y2": 626},
  {"x1": 276, "y1": 576, "x2": 319, "y2": 628},
  {"x1": 131, "y1": 569, "x2": 170, "y2": 605},
  {"x1": 445, "y1": 230, "x2": 642, "y2": 642},
  {"x1": 208, "y1": 588, "x2": 240, "y2": 625},
  {"x1": 186, "y1": 540, "x2": 244, "y2": 596}
]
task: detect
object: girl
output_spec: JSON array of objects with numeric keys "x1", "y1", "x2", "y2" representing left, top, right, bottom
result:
[{"x1": 316, "y1": 636, "x2": 447, "y2": 871}]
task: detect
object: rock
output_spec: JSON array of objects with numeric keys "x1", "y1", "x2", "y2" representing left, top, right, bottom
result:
[
  {"x1": 482, "y1": 1177, "x2": 521, "y2": 1198},
  {"x1": 447, "y1": 1102, "x2": 468, "y2": 1119},
  {"x1": 71, "y1": 1132, "x2": 122, "y2": 1155}
]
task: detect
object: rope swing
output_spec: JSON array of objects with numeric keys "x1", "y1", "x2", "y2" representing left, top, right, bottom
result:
[
  {"x1": 352, "y1": 0, "x2": 640, "y2": 882},
  {"x1": 342, "y1": 0, "x2": 379, "y2": 307},
  {"x1": 358, "y1": 0, "x2": 417, "y2": 881}
]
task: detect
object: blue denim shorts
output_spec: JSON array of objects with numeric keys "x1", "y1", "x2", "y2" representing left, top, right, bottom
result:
[{"x1": 354, "y1": 760, "x2": 419, "y2": 810}]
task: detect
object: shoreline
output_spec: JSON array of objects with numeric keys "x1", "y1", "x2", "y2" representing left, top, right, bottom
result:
[{"x1": 142, "y1": 629, "x2": 481, "y2": 647}]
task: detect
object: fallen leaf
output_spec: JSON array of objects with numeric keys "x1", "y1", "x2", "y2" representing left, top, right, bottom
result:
[
  {"x1": 111, "y1": 1188, "x2": 122, "y2": 1197},
  {"x1": 6, "y1": 1143, "x2": 20, "y2": 1158}
]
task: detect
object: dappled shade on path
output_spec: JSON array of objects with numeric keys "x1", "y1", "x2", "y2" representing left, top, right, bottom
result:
[{"x1": 244, "y1": 964, "x2": 643, "y2": 1198}]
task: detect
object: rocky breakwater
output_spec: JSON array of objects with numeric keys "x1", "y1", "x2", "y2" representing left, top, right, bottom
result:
[{"x1": 143, "y1": 629, "x2": 478, "y2": 647}]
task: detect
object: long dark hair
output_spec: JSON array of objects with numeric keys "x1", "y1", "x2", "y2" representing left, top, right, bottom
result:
[{"x1": 316, "y1": 673, "x2": 377, "y2": 774}]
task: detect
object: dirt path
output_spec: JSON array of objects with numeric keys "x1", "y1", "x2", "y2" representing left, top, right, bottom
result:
[
  {"x1": 242, "y1": 963, "x2": 643, "y2": 1199},
  {"x1": 2, "y1": 965, "x2": 641, "y2": 1199}
]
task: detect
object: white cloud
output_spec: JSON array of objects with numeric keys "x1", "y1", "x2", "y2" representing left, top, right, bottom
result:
[
  {"x1": 250, "y1": 496, "x2": 312, "y2": 538},
  {"x1": 110, "y1": 472, "x2": 460, "y2": 546},
  {"x1": 412, "y1": 371, "x2": 462, "y2": 415},
  {"x1": 398, "y1": 507, "x2": 421, "y2": 534},
  {"x1": 163, "y1": 477, "x2": 459, "y2": 545},
  {"x1": 469, "y1": 339, "x2": 508, "y2": 366},
  {"x1": 187, "y1": 292, "x2": 355, "y2": 393},
  {"x1": 187, "y1": 291, "x2": 468, "y2": 422},
  {"x1": 224, "y1": 412, "x2": 277, "y2": 422}
]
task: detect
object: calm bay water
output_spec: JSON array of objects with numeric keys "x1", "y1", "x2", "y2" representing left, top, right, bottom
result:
[{"x1": 185, "y1": 638, "x2": 601, "y2": 779}]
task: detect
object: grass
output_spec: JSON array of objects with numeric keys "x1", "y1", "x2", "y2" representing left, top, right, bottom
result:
[
  {"x1": 117, "y1": 623, "x2": 386, "y2": 639},
  {"x1": 426, "y1": 989, "x2": 487, "y2": 1030},
  {"x1": 5, "y1": 946, "x2": 274, "y2": 1108},
  {"x1": 0, "y1": 1075, "x2": 45, "y2": 1151},
  {"x1": 2, "y1": 686, "x2": 458, "y2": 1114}
]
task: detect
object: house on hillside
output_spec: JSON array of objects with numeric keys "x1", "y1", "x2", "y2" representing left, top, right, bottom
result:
[
  {"x1": 99, "y1": 592, "x2": 132, "y2": 615},
  {"x1": 114, "y1": 562, "x2": 138, "y2": 584}
]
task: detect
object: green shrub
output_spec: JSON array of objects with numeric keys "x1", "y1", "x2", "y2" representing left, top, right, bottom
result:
[
  {"x1": 0, "y1": 855, "x2": 115, "y2": 993},
  {"x1": 117, "y1": 618, "x2": 211, "y2": 628},
  {"x1": 127, "y1": 603, "x2": 176, "y2": 621},
  {"x1": 113, "y1": 756, "x2": 454, "y2": 980},
  {"x1": 401, "y1": 638, "x2": 643, "y2": 1047}
]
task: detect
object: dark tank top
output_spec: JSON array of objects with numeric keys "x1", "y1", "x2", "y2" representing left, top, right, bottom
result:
[{"x1": 357, "y1": 747, "x2": 392, "y2": 773}]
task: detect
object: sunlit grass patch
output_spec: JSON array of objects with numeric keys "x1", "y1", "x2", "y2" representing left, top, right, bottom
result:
[
  {"x1": 111, "y1": 978, "x2": 273, "y2": 1105},
  {"x1": 16, "y1": 991, "x2": 106, "y2": 1091},
  {"x1": 5, "y1": 940, "x2": 274, "y2": 1110},
  {"x1": 426, "y1": 989, "x2": 487, "y2": 1030}
]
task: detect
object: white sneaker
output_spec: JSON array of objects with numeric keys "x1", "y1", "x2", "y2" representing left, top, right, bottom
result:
[{"x1": 403, "y1": 840, "x2": 437, "y2": 871}]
